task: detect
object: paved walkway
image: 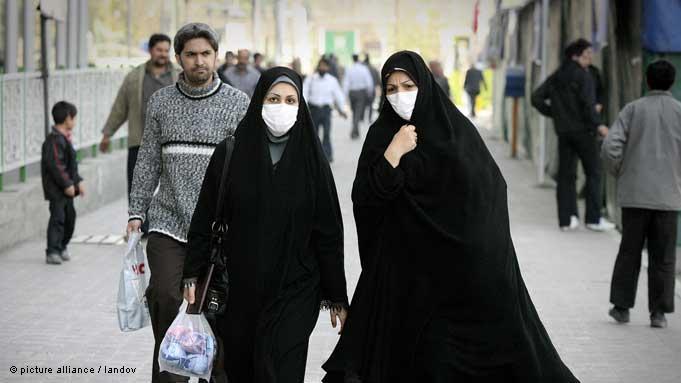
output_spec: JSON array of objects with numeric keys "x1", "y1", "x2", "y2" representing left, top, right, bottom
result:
[{"x1": 1, "y1": 112, "x2": 680, "y2": 382}]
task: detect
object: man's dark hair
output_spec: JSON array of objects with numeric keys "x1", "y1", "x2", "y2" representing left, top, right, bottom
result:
[
  {"x1": 564, "y1": 38, "x2": 592, "y2": 60},
  {"x1": 646, "y1": 59, "x2": 676, "y2": 91},
  {"x1": 254, "y1": 52, "x2": 263, "y2": 61},
  {"x1": 318, "y1": 57, "x2": 330, "y2": 68},
  {"x1": 148, "y1": 33, "x2": 171, "y2": 50},
  {"x1": 52, "y1": 101, "x2": 77, "y2": 124},
  {"x1": 352, "y1": 54, "x2": 359, "y2": 62},
  {"x1": 173, "y1": 23, "x2": 219, "y2": 54}
]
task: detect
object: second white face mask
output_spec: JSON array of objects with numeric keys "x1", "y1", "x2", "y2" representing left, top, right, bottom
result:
[
  {"x1": 386, "y1": 90, "x2": 418, "y2": 121},
  {"x1": 261, "y1": 103, "x2": 299, "y2": 136}
]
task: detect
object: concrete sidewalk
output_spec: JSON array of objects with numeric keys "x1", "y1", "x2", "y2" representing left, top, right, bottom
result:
[{"x1": 0, "y1": 112, "x2": 679, "y2": 383}]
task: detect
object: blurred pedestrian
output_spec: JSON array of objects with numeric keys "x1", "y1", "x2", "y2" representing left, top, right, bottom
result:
[
  {"x1": 42, "y1": 101, "x2": 83, "y2": 265},
  {"x1": 430, "y1": 60, "x2": 452, "y2": 99},
  {"x1": 304, "y1": 57, "x2": 348, "y2": 162},
  {"x1": 364, "y1": 53, "x2": 381, "y2": 122},
  {"x1": 224, "y1": 49, "x2": 261, "y2": 97},
  {"x1": 531, "y1": 38, "x2": 614, "y2": 232},
  {"x1": 253, "y1": 52, "x2": 266, "y2": 73},
  {"x1": 603, "y1": 60, "x2": 681, "y2": 329},
  {"x1": 323, "y1": 50, "x2": 580, "y2": 383},
  {"x1": 343, "y1": 54, "x2": 374, "y2": 139},
  {"x1": 99, "y1": 33, "x2": 179, "y2": 235},
  {"x1": 125, "y1": 23, "x2": 250, "y2": 383},
  {"x1": 183, "y1": 67, "x2": 348, "y2": 383},
  {"x1": 217, "y1": 50, "x2": 236, "y2": 84},
  {"x1": 463, "y1": 63, "x2": 485, "y2": 116}
]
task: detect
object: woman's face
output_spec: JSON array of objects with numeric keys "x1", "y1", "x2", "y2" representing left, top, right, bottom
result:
[
  {"x1": 263, "y1": 82, "x2": 299, "y2": 106},
  {"x1": 385, "y1": 70, "x2": 418, "y2": 95}
]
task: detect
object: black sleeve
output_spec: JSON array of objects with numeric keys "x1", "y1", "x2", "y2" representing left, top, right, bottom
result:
[
  {"x1": 577, "y1": 70, "x2": 602, "y2": 129},
  {"x1": 43, "y1": 136, "x2": 74, "y2": 190},
  {"x1": 531, "y1": 77, "x2": 553, "y2": 117},
  {"x1": 352, "y1": 153, "x2": 406, "y2": 208},
  {"x1": 184, "y1": 142, "x2": 227, "y2": 280},
  {"x1": 312, "y1": 161, "x2": 349, "y2": 308}
]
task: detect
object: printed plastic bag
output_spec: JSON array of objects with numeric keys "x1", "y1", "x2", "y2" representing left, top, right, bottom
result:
[
  {"x1": 117, "y1": 232, "x2": 150, "y2": 331},
  {"x1": 159, "y1": 301, "x2": 217, "y2": 380}
]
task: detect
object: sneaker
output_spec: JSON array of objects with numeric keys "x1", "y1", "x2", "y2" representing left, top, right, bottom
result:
[
  {"x1": 59, "y1": 250, "x2": 71, "y2": 261},
  {"x1": 586, "y1": 218, "x2": 616, "y2": 232},
  {"x1": 46, "y1": 253, "x2": 62, "y2": 265},
  {"x1": 609, "y1": 306, "x2": 630, "y2": 323},
  {"x1": 650, "y1": 312, "x2": 668, "y2": 328},
  {"x1": 560, "y1": 215, "x2": 580, "y2": 231}
]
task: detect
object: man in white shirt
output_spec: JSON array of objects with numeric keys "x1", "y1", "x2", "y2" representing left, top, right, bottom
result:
[
  {"x1": 343, "y1": 54, "x2": 374, "y2": 139},
  {"x1": 304, "y1": 58, "x2": 347, "y2": 162}
]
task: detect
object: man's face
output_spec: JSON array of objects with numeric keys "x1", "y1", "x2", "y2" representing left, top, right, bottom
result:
[
  {"x1": 254, "y1": 55, "x2": 263, "y2": 66},
  {"x1": 150, "y1": 41, "x2": 170, "y2": 67},
  {"x1": 176, "y1": 38, "x2": 217, "y2": 85},
  {"x1": 575, "y1": 47, "x2": 593, "y2": 68},
  {"x1": 318, "y1": 61, "x2": 330, "y2": 74},
  {"x1": 237, "y1": 50, "x2": 250, "y2": 68}
]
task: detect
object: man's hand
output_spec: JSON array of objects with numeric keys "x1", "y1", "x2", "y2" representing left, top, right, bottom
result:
[
  {"x1": 77, "y1": 182, "x2": 85, "y2": 197},
  {"x1": 595, "y1": 103, "x2": 603, "y2": 114},
  {"x1": 339, "y1": 111, "x2": 348, "y2": 119},
  {"x1": 330, "y1": 306, "x2": 348, "y2": 335},
  {"x1": 64, "y1": 185, "x2": 76, "y2": 198},
  {"x1": 99, "y1": 135, "x2": 111, "y2": 153},
  {"x1": 126, "y1": 219, "x2": 142, "y2": 236},
  {"x1": 598, "y1": 124, "x2": 609, "y2": 138}
]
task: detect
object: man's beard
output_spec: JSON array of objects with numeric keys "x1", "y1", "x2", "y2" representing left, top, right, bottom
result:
[
  {"x1": 152, "y1": 57, "x2": 168, "y2": 67},
  {"x1": 184, "y1": 68, "x2": 213, "y2": 85}
]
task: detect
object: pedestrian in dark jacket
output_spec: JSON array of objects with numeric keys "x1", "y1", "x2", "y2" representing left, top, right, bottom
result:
[
  {"x1": 463, "y1": 63, "x2": 485, "y2": 116},
  {"x1": 531, "y1": 38, "x2": 614, "y2": 232},
  {"x1": 41, "y1": 101, "x2": 84, "y2": 265},
  {"x1": 602, "y1": 60, "x2": 681, "y2": 329}
]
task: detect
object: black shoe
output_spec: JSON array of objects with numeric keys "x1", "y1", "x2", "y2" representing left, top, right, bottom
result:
[
  {"x1": 46, "y1": 253, "x2": 62, "y2": 265},
  {"x1": 650, "y1": 312, "x2": 667, "y2": 328},
  {"x1": 609, "y1": 306, "x2": 630, "y2": 323}
]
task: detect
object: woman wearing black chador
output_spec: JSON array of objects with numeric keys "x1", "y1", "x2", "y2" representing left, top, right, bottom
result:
[
  {"x1": 322, "y1": 51, "x2": 580, "y2": 383},
  {"x1": 184, "y1": 67, "x2": 349, "y2": 383}
]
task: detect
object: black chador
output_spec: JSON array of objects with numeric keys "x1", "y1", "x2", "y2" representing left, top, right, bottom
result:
[
  {"x1": 184, "y1": 67, "x2": 348, "y2": 383},
  {"x1": 322, "y1": 51, "x2": 580, "y2": 383}
]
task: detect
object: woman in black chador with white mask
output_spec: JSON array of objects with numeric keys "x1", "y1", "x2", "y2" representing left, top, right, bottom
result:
[
  {"x1": 322, "y1": 51, "x2": 580, "y2": 383},
  {"x1": 184, "y1": 67, "x2": 349, "y2": 383}
]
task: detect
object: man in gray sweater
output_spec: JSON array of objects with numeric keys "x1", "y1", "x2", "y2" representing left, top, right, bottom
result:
[
  {"x1": 125, "y1": 23, "x2": 249, "y2": 382},
  {"x1": 602, "y1": 60, "x2": 681, "y2": 329}
]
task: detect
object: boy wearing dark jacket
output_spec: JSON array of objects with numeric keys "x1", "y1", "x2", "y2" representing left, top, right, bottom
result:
[{"x1": 41, "y1": 101, "x2": 84, "y2": 265}]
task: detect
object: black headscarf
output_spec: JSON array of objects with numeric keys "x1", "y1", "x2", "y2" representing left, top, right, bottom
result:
[{"x1": 323, "y1": 51, "x2": 578, "y2": 382}]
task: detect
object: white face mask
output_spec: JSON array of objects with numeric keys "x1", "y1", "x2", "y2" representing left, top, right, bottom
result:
[
  {"x1": 386, "y1": 90, "x2": 418, "y2": 121},
  {"x1": 261, "y1": 103, "x2": 299, "y2": 137}
]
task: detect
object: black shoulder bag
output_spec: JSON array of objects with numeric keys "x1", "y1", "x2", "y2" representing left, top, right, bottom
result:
[{"x1": 186, "y1": 136, "x2": 235, "y2": 315}]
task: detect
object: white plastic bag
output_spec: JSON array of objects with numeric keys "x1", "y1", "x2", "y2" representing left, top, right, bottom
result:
[
  {"x1": 159, "y1": 301, "x2": 217, "y2": 380},
  {"x1": 117, "y1": 232, "x2": 150, "y2": 332}
]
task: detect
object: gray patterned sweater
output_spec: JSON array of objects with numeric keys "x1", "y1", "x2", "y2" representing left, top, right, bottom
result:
[{"x1": 129, "y1": 72, "x2": 250, "y2": 242}]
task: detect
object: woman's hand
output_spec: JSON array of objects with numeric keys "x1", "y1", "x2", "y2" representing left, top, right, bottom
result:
[
  {"x1": 330, "y1": 306, "x2": 348, "y2": 335},
  {"x1": 384, "y1": 124, "x2": 418, "y2": 168},
  {"x1": 183, "y1": 285, "x2": 196, "y2": 305}
]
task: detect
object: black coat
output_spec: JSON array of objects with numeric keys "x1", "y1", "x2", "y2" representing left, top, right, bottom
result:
[
  {"x1": 41, "y1": 129, "x2": 82, "y2": 200},
  {"x1": 323, "y1": 51, "x2": 579, "y2": 383},
  {"x1": 531, "y1": 60, "x2": 602, "y2": 136},
  {"x1": 184, "y1": 67, "x2": 348, "y2": 383}
]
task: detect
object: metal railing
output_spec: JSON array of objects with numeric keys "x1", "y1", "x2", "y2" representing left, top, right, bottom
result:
[{"x1": 0, "y1": 68, "x2": 127, "y2": 190}]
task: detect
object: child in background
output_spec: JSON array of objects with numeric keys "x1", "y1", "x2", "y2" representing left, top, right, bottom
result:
[{"x1": 41, "y1": 101, "x2": 84, "y2": 265}]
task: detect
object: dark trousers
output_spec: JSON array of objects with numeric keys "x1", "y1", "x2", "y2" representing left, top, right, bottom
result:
[
  {"x1": 146, "y1": 233, "x2": 189, "y2": 383},
  {"x1": 310, "y1": 104, "x2": 333, "y2": 160},
  {"x1": 46, "y1": 197, "x2": 76, "y2": 255},
  {"x1": 556, "y1": 132, "x2": 602, "y2": 227},
  {"x1": 610, "y1": 208, "x2": 677, "y2": 313},
  {"x1": 467, "y1": 91, "x2": 479, "y2": 117},
  {"x1": 127, "y1": 146, "x2": 149, "y2": 233},
  {"x1": 349, "y1": 90, "x2": 368, "y2": 137},
  {"x1": 365, "y1": 94, "x2": 375, "y2": 122}
]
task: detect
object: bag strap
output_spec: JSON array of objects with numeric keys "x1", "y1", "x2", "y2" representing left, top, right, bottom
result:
[{"x1": 213, "y1": 135, "x2": 235, "y2": 232}]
